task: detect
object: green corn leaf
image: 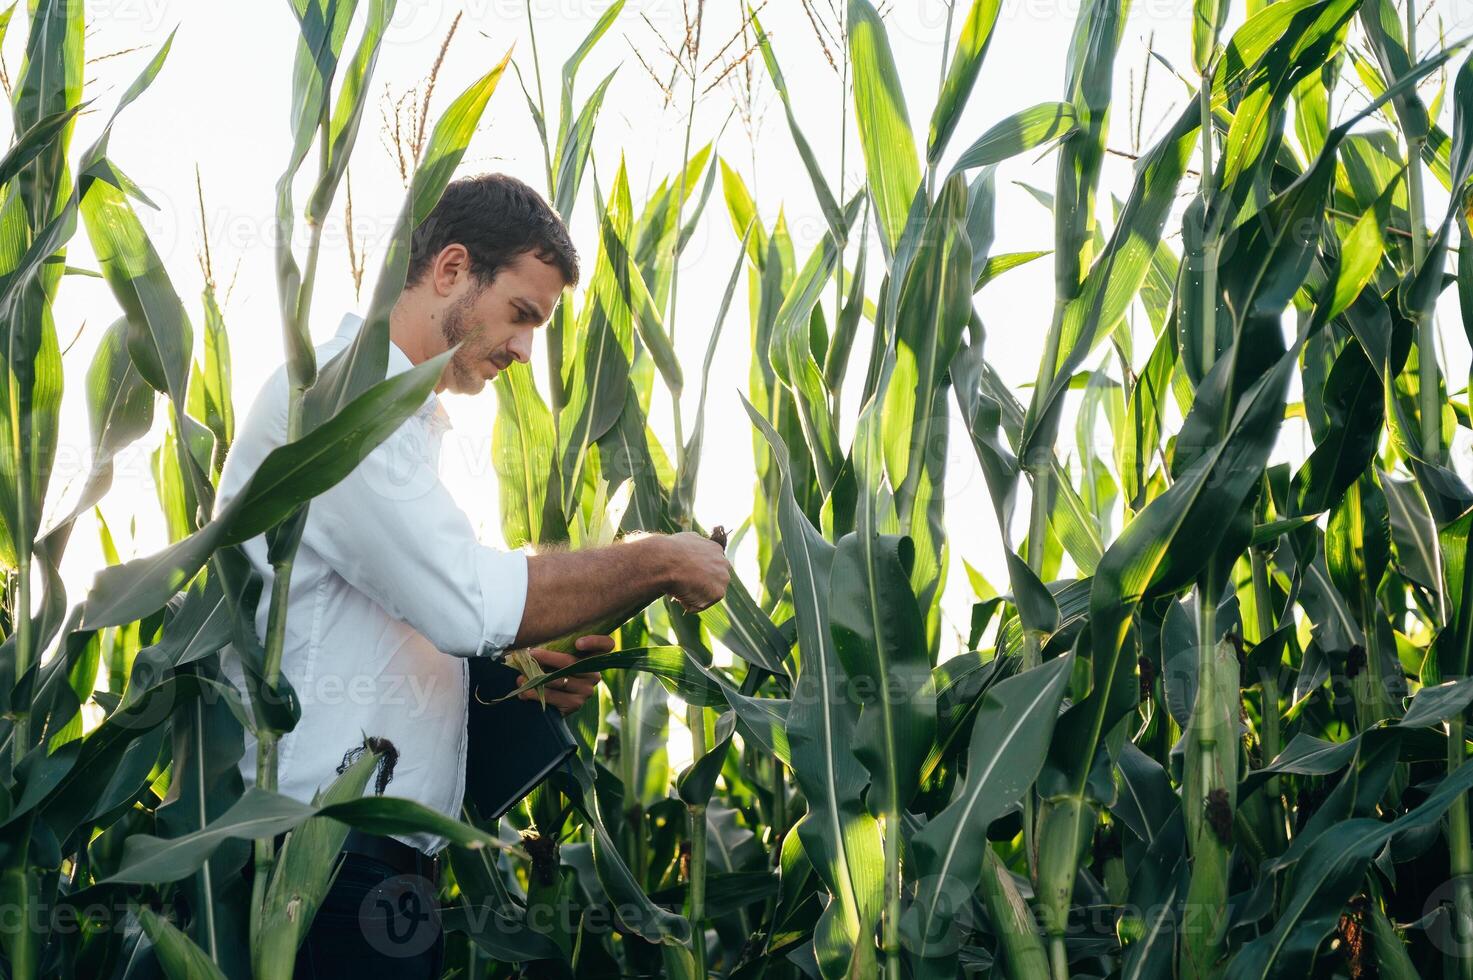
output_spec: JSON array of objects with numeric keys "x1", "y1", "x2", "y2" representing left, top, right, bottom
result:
[
  {"x1": 1053, "y1": 334, "x2": 1298, "y2": 794},
  {"x1": 559, "y1": 163, "x2": 638, "y2": 511},
  {"x1": 1291, "y1": 333, "x2": 1384, "y2": 518},
  {"x1": 554, "y1": 0, "x2": 625, "y2": 159},
  {"x1": 34, "y1": 670, "x2": 230, "y2": 841},
  {"x1": 81, "y1": 168, "x2": 194, "y2": 416},
  {"x1": 624, "y1": 674, "x2": 672, "y2": 808},
  {"x1": 830, "y1": 532, "x2": 937, "y2": 817},
  {"x1": 493, "y1": 363, "x2": 563, "y2": 549},
  {"x1": 647, "y1": 868, "x2": 780, "y2": 910},
  {"x1": 880, "y1": 175, "x2": 972, "y2": 513},
  {"x1": 101, "y1": 786, "x2": 507, "y2": 887},
  {"x1": 0, "y1": 103, "x2": 84, "y2": 190},
  {"x1": 952, "y1": 340, "x2": 1022, "y2": 536},
  {"x1": 921, "y1": 652, "x2": 1020, "y2": 782},
  {"x1": 1215, "y1": 0, "x2": 1322, "y2": 104},
  {"x1": 742, "y1": 395, "x2": 882, "y2": 980},
  {"x1": 29, "y1": 316, "x2": 154, "y2": 566},
  {"x1": 1292, "y1": 56, "x2": 1334, "y2": 163},
  {"x1": 1215, "y1": 0, "x2": 1360, "y2": 197},
  {"x1": 283, "y1": 0, "x2": 359, "y2": 162},
  {"x1": 595, "y1": 386, "x2": 667, "y2": 533},
  {"x1": 495, "y1": 645, "x2": 731, "y2": 708},
  {"x1": 81, "y1": 722, "x2": 166, "y2": 828},
  {"x1": 1118, "y1": 820, "x2": 1187, "y2": 979},
  {"x1": 848, "y1": 0, "x2": 921, "y2": 257},
  {"x1": 676, "y1": 712, "x2": 735, "y2": 806},
  {"x1": 187, "y1": 284, "x2": 235, "y2": 471},
  {"x1": 12, "y1": 0, "x2": 83, "y2": 232},
  {"x1": 974, "y1": 249, "x2": 1049, "y2": 292},
  {"x1": 79, "y1": 348, "x2": 454, "y2": 629},
  {"x1": 1048, "y1": 468, "x2": 1105, "y2": 574},
  {"x1": 900, "y1": 655, "x2": 1072, "y2": 972},
  {"x1": 137, "y1": 905, "x2": 227, "y2": 980},
  {"x1": 928, "y1": 0, "x2": 1005, "y2": 165},
  {"x1": 1365, "y1": 899, "x2": 1421, "y2": 980},
  {"x1": 304, "y1": 51, "x2": 510, "y2": 430},
  {"x1": 723, "y1": 690, "x2": 792, "y2": 767},
  {"x1": 610, "y1": 211, "x2": 682, "y2": 396},
  {"x1": 440, "y1": 905, "x2": 565, "y2": 963},
  {"x1": 720, "y1": 159, "x2": 768, "y2": 265},
  {"x1": 951, "y1": 102, "x2": 1077, "y2": 173},
  {"x1": 1382, "y1": 471, "x2": 1439, "y2": 591},
  {"x1": 0, "y1": 17, "x2": 166, "y2": 579},
  {"x1": 1326, "y1": 185, "x2": 1394, "y2": 322},
  {"x1": 1243, "y1": 685, "x2": 1473, "y2": 789},
  {"x1": 1438, "y1": 510, "x2": 1473, "y2": 679},
  {"x1": 953, "y1": 342, "x2": 1070, "y2": 647},
  {"x1": 1011, "y1": 543, "x2": 1065, "y2": 635},
  {"x1": 632, "y1": 145, "x2": 713, "y2": 303},
  {"x1": 823, "y1": 215, "x2": 870, "y2": 395},
  {"x1": 151, "y1": 418, "x2": 202, "y2": 543},
  {"x1": 768, "y1": 205, "x2": 857, "y2": 493},
  {"x1": 1359, "y1": 0, "x2": 1428, "y2": 141},
  {"x1": 302, "y1": 0, "x2": 395, "y2": 227},
  {"x1": 1251, "y1": 514, "x2": 1320, "y2": 545},
  {"x1": 699, "y1": 573, "x2": 793, "y2": 679},
  {"x1": 88, "y1": 320, "x2": 155, "y2": 461},
  {"x1": 275, "y1": 0, "x2": 363, "y2": 386},
  {"x1": 1052, "y1": 0, "x2": 1129, "y2": 303},
  {"x1": 554, "y1": 69, "x2": 615, "y2": 220},
  {"x1": 1111, "y1": 741, "x2": 1181, "y2": 848},
  {"x1": 556, "y1": 751, "x2": 693, "y2": 946},
  {"x1": 770, "y1": 818, "x2": 819, "y2": 940},
  {"x1": 1118, "y1": 332, "x2": 1174, "y2": 509},
  {"x1": 1021, "y1": 100, "x2": 1200, "y2": 464},
  {"x1": 1398, "y1": 676, "x2": 1473, "y2": 728},
  {"x1": 252, "y1": 747, "x2": 380, "y2": 978},
  {"x1": 1192, "y1": 0, "x2": 1228, "y2": 75},
  {"x1": 1225, "y1": 759, "x2": 1473, "y2": 979}
]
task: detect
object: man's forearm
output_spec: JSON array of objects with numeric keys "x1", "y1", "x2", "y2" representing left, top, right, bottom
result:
[{"x1": 513, "y1": 536, "x2": 674, "y2": 647}]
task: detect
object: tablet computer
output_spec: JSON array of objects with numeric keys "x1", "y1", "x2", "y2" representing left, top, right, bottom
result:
[{"x1": 463, "y1": 657, "x2": 578, "y2": 822}]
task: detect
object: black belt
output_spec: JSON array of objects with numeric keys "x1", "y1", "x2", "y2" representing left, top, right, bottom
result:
[{"x1": 342, "y1": 829, "x2": 440, "y2": 885}]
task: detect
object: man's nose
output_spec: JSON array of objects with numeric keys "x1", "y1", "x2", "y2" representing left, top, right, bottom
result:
[{"x1": 509, "y1": 331, "x2": 532, "y2": 364}]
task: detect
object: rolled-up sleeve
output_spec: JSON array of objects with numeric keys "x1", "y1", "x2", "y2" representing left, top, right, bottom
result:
[{"x1": 301, "y1": 414, "x2": 528, "y2": 657}]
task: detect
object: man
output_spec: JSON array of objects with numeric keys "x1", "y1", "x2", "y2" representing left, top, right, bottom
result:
[{"x1": 216, "y1": 173, "x2": 730, "y2": 977}]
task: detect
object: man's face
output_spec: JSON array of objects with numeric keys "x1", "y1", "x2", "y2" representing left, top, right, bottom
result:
[{"x1": 436, "y1": 249, "x2": 566, "y2": 395}]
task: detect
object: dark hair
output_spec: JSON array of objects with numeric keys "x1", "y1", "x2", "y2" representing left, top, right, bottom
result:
[{"x1": 406, "y1": 173, "x2": 579, "y2": 290}]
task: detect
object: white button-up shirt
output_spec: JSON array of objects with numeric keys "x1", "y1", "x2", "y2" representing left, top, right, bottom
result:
[{"x1": 216, "y1": 313, "x2": 529, "y2": 854}]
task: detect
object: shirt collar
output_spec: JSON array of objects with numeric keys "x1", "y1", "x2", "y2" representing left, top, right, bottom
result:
[{"x1": 333, "y1": 313, "x2": 452, "y2": 430}]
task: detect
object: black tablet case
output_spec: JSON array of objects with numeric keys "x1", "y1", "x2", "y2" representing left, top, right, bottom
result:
[{"x1": 464, "y1": 657, "x2": 578, "y2": 821}]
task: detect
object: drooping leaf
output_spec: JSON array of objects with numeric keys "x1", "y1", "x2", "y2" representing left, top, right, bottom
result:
[{"x1": 901, "y1": 656, "x2": 1071, "y2": 973}]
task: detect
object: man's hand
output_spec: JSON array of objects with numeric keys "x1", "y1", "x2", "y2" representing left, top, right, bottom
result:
[
  {"x1": 515, "y1": 634, "x2": 610, "y2": 715},
  {"x1": 663, "y1": 531, "x2": 731, "y2": 613}
]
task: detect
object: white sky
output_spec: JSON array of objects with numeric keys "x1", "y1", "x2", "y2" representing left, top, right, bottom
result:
[{"x1": 31, "y1": 0, "x2": 1473, "y2": 658}]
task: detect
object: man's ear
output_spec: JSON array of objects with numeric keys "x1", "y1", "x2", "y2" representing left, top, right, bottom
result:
[{"x1": 431, "y1": 243, "x2": 471, "y2": 296}]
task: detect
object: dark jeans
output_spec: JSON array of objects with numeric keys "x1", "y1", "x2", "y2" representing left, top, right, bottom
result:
[{"x1": 292, "y1": 851, "x2": 445, "y2": 979}]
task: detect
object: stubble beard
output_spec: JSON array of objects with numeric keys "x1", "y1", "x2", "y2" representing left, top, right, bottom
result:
[{"x1": 440, "y1": 292, "x2": 482, "y2": 393}]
